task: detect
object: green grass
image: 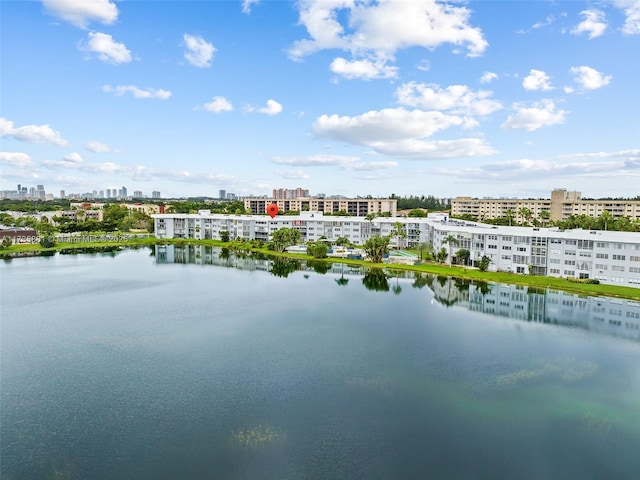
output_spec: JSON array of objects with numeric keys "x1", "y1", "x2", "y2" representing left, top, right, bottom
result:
[{"x1": 2, "y1": 237, "x2": 639, "y2": 300}]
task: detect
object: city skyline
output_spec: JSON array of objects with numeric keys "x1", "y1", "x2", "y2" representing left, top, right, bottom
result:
[{"x1": 1, "y1": 1, "x2": 639, "y2": 199}]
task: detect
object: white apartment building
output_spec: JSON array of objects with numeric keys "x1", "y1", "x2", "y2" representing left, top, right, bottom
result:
[
  {"x1": 244, "y1": 197, "x2": 397, "y2": 216},
  {"x1": 152, "y1": 211, "x2": 640, "y2": 288}
]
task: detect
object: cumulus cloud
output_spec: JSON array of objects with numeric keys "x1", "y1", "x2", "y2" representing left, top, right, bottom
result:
[
  {"x1": 271, "y1": 154, "x2": 397, "y2": 171},
  {"x1": 0, "y1": 117, "x2": 68, "y2": 146},
  {"x1": 572, "y1": 9, "x2": 607, "y2": 39},
  {"x1": 522, "y1": 69, "x2": 553, "y2": 91},
  {"x1": 42, "y1": 0, "x2": 118, "y2": 29},
  {"x1": 63, "y1": 152, "x2": 83, "y2": 163},
  {"x1": 570, "y1": 66, "x2": 612, "y2": 90},
  {"x1": 395, "y1": 82, "x2": 502, "y2": 116},
  {"x1": 183, "y1": 34, "x2": 215, "y2": 68},
  {"x1": 330, "y1": 57, "x2": 398, "y2": 80},
  {"x1": 288, "y1": 0, "x2": 487, "y2": 80},
  {"x1": 102, "y1": 85, "x2": 171, "y2": 99},
  {"x1": 242, "y1": 0, "x2": 260, "y2": 14},
  {"x1": 0, "y1": 152, "x2": 33, "y2": 168},
  {"x1": 202, "y1": 96, "x2": 234, "y2": 113},
  {"x1": 501, "y1": 100, "x2": 567, "y2": 131},
  {"x1": 247, "y1": 99, "x2": 283, "y2": 116},
  {"x1": 613, "y1": 0, "x2": 640, "y2": 35},
  {"x1": 312, "y1": 108, "x2": 495, "y2": 159},
  {"x1": 480, "y1": 71, "x2": 498, "y2": 84},
  {"x1": 81, "y1": 32, "x2": 132, "y2": 64},
  {"x1": 86, "y1": 140, "x2": 117, "y2": 153}
]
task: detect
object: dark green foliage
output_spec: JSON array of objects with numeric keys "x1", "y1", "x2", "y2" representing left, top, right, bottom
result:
[
  {"x1": 362, "y1": 269, "x2": 389, "y2": 291},
  {"x1": 363, "y1": 235, "x2": 390, "y2": 263},
  {"x1": 220, "y1": 231, "x2": 230, "y2": 242},
  {"x1": 39, "y1": 235, "x2": 56, "y2": 248},
  {"x1": 2, "y1": 236, "x2": 12, "y2": 248},
  {"x1": 478, "y1": 255, "x2": 492, "y2": 272},
  {"x1": 307, "y1": 241, "x2": 328, "y2": 258}
]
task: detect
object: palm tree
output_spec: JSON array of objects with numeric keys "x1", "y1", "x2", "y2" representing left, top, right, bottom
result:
[
  {"x1": 391, "y1": 221, "x2": 407, "y2": 250},
  {"x1": 539, "y1": 210, "x2": 550, "y2": 227},
  {"x1": 518, "y1": 207, "x2": 532, "y2": 226},
  {"x1": 505, "y1": 209, "x2": 515, "y2": 226},
  {"x1": 442, "y1": 234, "x2": 459, "y2": 266},
  {"x1": 599, "y1": 210, "x2": 614, "y2": 231}
]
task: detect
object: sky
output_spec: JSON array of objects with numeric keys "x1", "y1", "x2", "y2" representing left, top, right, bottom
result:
[{"x1": 1, "y1": 0, "x2": 639, "y2": 200}]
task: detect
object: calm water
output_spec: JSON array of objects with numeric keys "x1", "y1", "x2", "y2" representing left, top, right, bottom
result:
[{"x1": 1, "y1": 246, "x2": 639, "y2": 480}]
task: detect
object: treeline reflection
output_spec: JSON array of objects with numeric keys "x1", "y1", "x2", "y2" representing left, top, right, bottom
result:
[{"x1": 156, "y1": 245, "x2": 640, "y2": 341}]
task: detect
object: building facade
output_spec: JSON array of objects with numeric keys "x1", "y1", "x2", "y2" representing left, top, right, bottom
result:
[
  {"x1": 152, "y1": 211, "x2": 640, "y2": 288},
  {"x1": 451, "y1": 189, "x2": 640, "y2": 222},
  {"x1": 243, "y1": 197, "x2": 397, "y2": 216}
]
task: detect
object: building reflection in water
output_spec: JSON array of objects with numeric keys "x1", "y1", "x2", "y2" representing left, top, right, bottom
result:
[{"x1": 156, "y1": 245, "x2": 640, "y2": 342}]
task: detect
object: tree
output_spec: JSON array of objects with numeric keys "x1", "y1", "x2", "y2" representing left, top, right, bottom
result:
[
  {"x1": 539, "y1": 210, "x2": 550, "y2": 227},
  {"x1": 363, "y1": 235, "x2": 390, "y2": 263},
  {"x1": 455, "y1": 248, "x2": 470, "y2": 266},
  {"x1": 220, "y1": 231, "x2": 230, "y2": 242},
  {"x1": 390, "y1": 222, "x2": 407, "y2": 249},
  {"x1": 599, "y1": 210, "x2": 614, "y2": 231},
  {"x1": 415, "y1": 242, "x2": 433, "y2": 261},
  {"x1": 407, "y1": 208, "x2": 427, "y2": 217},
  {"x1": 334, "y1": 236, "x2": 351, "y2": 247},
  {"x1": 365, "y1": 213, "x2": 376, "y2": 223},
  {"x1": 2, "y1": 236, "x2": 12, "y2": 248},
  {"x1": 435, "y1": 247, "x2": 447, "y2": 263},
  {"x1": 518, "y1": 207, "x2": 532, "y2": 226},
  {"x1": 0, "y1": 213, "x2": 15, "y2": 226},
  {"x1": 442, "y1": 234, "x2": 459, "y2": 265},
  {"x1": 478, "y1": 255, "x2": 491, "y2": 272},
  {"x1": 505, "y1": 209, "x2": 515, "y2": 226},
  {"x1": 270, "y1": 227, "x2": 301, "y2": 253},
  {"x1": 39, "y1": 235, "x2": 56, "y2": 248},
  {"x1": 307, "y1": 241, "x2": 328, "y2": 258}
]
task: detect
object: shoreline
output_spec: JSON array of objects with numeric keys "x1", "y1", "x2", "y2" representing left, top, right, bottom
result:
[{"x1": 2, "y1": 237, "x2": 640, "y2": 301}]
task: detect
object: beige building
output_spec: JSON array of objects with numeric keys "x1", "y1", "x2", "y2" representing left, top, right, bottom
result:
[
  {"x1": 244, "y1": 197, "x2": 397, "y2": 217},
  {"x1": 452, "y1": 189, "x2": 640, "y2": 222}
]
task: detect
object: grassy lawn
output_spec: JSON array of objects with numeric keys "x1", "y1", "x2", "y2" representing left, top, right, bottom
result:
[{"x1": 1, "y1": 237, "x2": 639, "y2": 301}]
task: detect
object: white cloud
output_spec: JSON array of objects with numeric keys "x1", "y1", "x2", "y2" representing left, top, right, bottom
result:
[
  {"x1": 202, "y1": 96, "x2": 234, "y2": 113},
  {"x1": 271, "y1": 154, "x2": 397, "y2": 171},
  {"x1": 102, "y1": 85, "x2": 172, "y2": 99},
  {"x1": 0, "y1": 152, "x2": 33, "y2": 168},
  {"x1": 242, "y1": 0, "x2": 260, "y2": 14},
  {"x1": 42, "y1": 0, "x2": 118, "y2": 29},
  {"x1": 572, "y1": 9, "x2": 607, "y2": 39},
  {"x1": 312, "y1": 108, "x2": 494, "y2": 159},
  {"x1": 63, "y1": 152, "x2": 83, "y2": 163},
  {"x1": 288, "y1": 0, "x2": 487, "y2": 80},
  {"x1": 330, "y1": 57, "x2": 398, "y2": 80},
  {"x1": 501, "y1": 100, "x2": 568, "y2": 131},
  {"x1": 86, "y1": 140, "x2": 117, "y2": 153},
  {"x1": 480, "y1": 71, "x2": 498, "y2": 84},
  {"x1": 570, "y1": 66, "x2": 612, "y2": 90},
  {"x1": 522, "y1": 69, "x2": 553, "y2": 91},
  {"x1": 613, "y1": 0, "x2": 640, "y2": 35},
  {"x1": 277, "y1": 169, "x2": 310, "y2": 180},
  {"x1": 437, "y1": 149, "x2": 640, "y2": 181},
  {"x1": 0, "y1": 117, "x2": 68, "y2": 146},
  {"x1": 183, "y1": 34, "x2": 215, "y2": 68},
  {"x1": 82, "y1": 32, "x2": 132, "y2": 64},
  {"x1": 248, "y1": 99, "x2": 283, "y2": 116},
  {"x1": 395, "y1": 82, "x2": 502, "y2": 116}
]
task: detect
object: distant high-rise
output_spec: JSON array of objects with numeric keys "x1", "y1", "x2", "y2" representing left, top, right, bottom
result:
[
  {"x1": 152, "y1": 191, "x2": 161, "y2": 199},
  {"x1": 99, "y1": 190, "x2": 104, "y2": 198},
  {"x1": 133, "y1": 190, "x2": 143, "y2": 198},
  {"x1": 60, "y1": 190, "x2": 66, "y2": 199},
  {"x1": 219, "y1": 189, "x2": 226, "y2": 200}
]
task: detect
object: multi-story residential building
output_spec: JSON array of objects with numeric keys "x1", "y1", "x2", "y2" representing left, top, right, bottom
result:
[
  {"x1": 152, "y1": 211, "x2": 640, "y2": 288},
  {"x1": 244, "y1": 197, "x2": 397, "y2": 216},
  {"x1": 272, "y1": 188, "x2": 310, "y2": 199},
  {"x1": 451, "y1": 189, "x2": 640, "y2": 223}
]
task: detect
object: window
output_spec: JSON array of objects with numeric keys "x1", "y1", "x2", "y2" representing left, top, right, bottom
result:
[
  {"x1": 517, "y1": 247, "x2": 527, "y2": 252},
  {"x1": 629, "y1": 267, "x2": 640, "y2": 273},
  {"x1": 612, "y1": 265, "x2": 625, "y2": 272},
  {"x1": 502, "y1": 245, "x2": 512, "y2": 250},
  {"x1": 564, "y1": 260, "x2": 575, "y2": 266},
  {"x1": 550, "y1": 268, "x2": 561, "y2": 274},
  {"x1": 630, "y1": 256, "x2": 640, "y2": 262},
  {"x1": 564, "y1": 250, "x2": 576, "y2": 256},
  {"x1": 550, "y1": 258, "x2": 561, "y2": 264},
  {"x1": 595, "y1": 264, "x2": 608, "y2": 270},
  {"x1": 596, "y1": 253, "x2": 609, "y2": 259},
  {"x1": 564, "y1": 270, "x2": 575, "y2": 276},
  {"x1": 488, "y1": 244, "x2": 497, "y2": 249},
  {"x1": 613, "y1": 255, "x2": 626, "y2": 261}
]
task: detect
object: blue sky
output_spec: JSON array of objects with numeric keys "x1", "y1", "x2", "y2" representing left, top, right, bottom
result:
[{"x1": 1, "y1": 0, "x2": 639, "y2": 199}]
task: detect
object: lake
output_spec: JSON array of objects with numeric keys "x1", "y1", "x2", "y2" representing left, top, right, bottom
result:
[{"x1": 1, "y1": 246, "x2": 639, "y2": 479}]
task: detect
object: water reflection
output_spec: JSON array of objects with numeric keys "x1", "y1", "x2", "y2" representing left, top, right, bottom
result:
[{"x1": 156, "y1": 245, "x2": 640, "y2": 341}]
